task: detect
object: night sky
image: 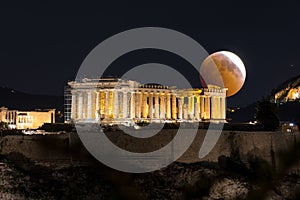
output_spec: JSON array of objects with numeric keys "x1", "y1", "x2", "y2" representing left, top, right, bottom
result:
[{"x1": 0, "y1": 1, "x2": 299, "y2": 107}]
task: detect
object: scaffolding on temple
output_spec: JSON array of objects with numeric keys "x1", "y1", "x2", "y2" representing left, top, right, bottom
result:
[
  {"x1": 65, "y1": 78, "x2": 227, "y2": 124},
  {"x1": 64, "y1": 85, "x2": 72, "y2": 123}
]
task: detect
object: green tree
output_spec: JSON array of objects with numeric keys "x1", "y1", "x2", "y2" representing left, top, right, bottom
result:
[{"x1": 255, "y1": 97, "x2": 279, "y2": 131}]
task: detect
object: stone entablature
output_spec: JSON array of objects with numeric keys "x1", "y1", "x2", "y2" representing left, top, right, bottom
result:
[
  {"x1": 0, "y1": 107, "x2": 55, "y2": 129},
  {"x1": 66, "y1": 78, "x2": 227, "y2": 124}
]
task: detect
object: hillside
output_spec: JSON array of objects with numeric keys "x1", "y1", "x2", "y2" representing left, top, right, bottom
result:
[
  {"x1": 229, "y1": 101, "x2": 300, "y2": 123},
  {"x1": 272, "y1": 74, "x2": 300, "y2": 102},
  {"x1": 271, "y1": 74, "x2": 300, "y2": 96},
  {"x1": 229, "y1": 74, "x2": 300, "y2": 123},
  {"x1": 0, "y1": 87, "x2": 63, "y2": 112}
]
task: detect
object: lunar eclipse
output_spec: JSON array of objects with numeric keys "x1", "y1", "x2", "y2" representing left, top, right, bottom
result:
[{"x1": 200, "y1": 51, "x2": 246, "y2": 97}]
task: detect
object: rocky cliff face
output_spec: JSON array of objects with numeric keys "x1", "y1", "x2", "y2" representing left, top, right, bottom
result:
[
  {"x1": 273, "y1": 74, "x2": 300, "y2": 103},
  {"x1": 0, "y1": 154, "x2": 299, "y2": 200},
  {"x1": 1, "y1": 131, "x2": 300, "y2": 199}
]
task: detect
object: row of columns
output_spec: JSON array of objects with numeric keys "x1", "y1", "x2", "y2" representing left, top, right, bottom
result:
[
  {"x1": 17, "y1": 115, "x2": 33, "y2": 124},
  {"x1": 5, "y1": 111, "x2": 17, "y2": 124},
  {"x1": 71, "y1": 90, "x2": 226, "y2": 122}
]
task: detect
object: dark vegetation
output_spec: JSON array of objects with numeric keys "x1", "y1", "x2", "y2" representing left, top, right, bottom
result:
[
  {"x1": 38, "y1": 123, "x2": 75, "y2": 132},
  {"x1": 230, "y1": 74, "x2": 300, "y2": 127},
  {"x1": 0, "y1": 122, "x2": 23, "y2": 136},
  {"x1": 255, "y1": 98, "x2": 280, "y2": 131},
  {"x1": 229, "y1": 97, "x2": 300, "y2": 131}
]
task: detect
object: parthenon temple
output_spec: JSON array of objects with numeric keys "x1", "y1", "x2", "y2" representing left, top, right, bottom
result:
[{"x1": 64, "y1": 78, "x2": 227, "y2": 124}]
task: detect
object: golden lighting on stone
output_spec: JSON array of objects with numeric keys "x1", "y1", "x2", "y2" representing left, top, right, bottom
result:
[
  {"x1": 0, "y1": 107, "x2": 55, "y2": 129},
  {"x1": 66, "y1": 78, "x2": 227, "y2": 124}
]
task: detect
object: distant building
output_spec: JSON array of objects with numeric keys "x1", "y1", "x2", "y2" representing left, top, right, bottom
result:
[
  {"x1": 0, "y1": 107, "x2": 55, "y2": 129},
  {"x1": 65, "y1": 78, "x2": 227, "y2": 125}
]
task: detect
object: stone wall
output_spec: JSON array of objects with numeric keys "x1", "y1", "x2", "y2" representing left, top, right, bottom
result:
[{"x1": 0, "y1": 130, "x2": 299, "y2": 173}]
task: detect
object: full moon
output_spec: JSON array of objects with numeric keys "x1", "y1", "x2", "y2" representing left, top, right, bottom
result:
[{"x1": 200, "y1": 51, "x2": 246, "y2": 97}]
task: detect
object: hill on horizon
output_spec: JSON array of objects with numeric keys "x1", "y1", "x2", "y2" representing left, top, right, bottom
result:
[
  {"x1": 230, "y1": 74, "x2": 300, "y2": 123},
  {"x1": 0, "y1": 86, "x2": 64, "y2": 112},
  {"x1": 271, "y1": 73, "x2": 300, "y2": 96}
]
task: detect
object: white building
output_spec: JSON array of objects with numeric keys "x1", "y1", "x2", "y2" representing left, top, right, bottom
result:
[
  {"x1": 64, "y1": 78, "x2": 227, "y2": 124},
  {"x1": 0, "y1": 107, "x2": 55, "y2": 129}
]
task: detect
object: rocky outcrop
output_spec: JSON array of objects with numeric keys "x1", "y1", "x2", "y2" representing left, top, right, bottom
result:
[
  {"x1": 0, "y1": 131, "x2": 300, "y2": 199},
  {"x1": 0, "y1": 154, "x2": 299, "y2": 200}
]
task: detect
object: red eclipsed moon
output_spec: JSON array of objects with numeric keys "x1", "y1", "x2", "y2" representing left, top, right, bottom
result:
[{"x1": 200, "y1": 51, "x2": 246, "y2": 97}]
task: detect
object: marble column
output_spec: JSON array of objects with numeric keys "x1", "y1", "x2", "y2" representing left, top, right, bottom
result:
[
  {"x1": 188, "y1": 96, "x2": 192, "y2": 117},
  {"x1": 137, "y1": 92, "x2": 142, "y2": 118},
  {"x1": 224, "y1": 97, "x2": 227, "y2": 120},
  {"x1": 195, "y1": 96, "x2": 200, "y2": 120},
  {"x1": 105, "y1": 91, "x2": 109, "y2": 119},
  {"x1": 220, "y1": 97, "x2": 226, "y2": 120},
  {"x1": 178, "y1": 97, "x2": 183, "y2": 120},
  {"x1": 160, "y1": 94, "x2": 165, "y2": 119},
  {"x1": 95, "y1": 91, "x2": 99, "y2": 120},
  {"x1": 142, "y1": 92, "x2": 148, "y2": 118},
  {"x1": 87, "y1": 92, "x2": 92, "y2": 119},
  {"x1": 77, "y1": 93, "x2": 83, "y2": 119},
  {"x1": 200, "y1": 96, "x2": 204, "y2": 119},
  {"x1": 195, "y1": 102, "x2": 200, "y2": 120},
  {"x1": 171, "y1": 94, "x2": 177, "y2": 119},
  {"x1": 191, "y1": 95, "x2": 195, "y2": 119},
  {"x1": 205, "y1": 96, "x2": 210, "y2": 119},
  {"x1": 98, "y1": 91, "x2": 104, "y2": 116},
  {"x1": 187, "y1": 95, "x2": 193, "y2": 119},
  {"x1": 166, "y1": 93, "x2": 171, "y2": 119},
  {"x1": 123, "y1": 92, "x2": 128, "y2": 119},
  {"x1": 183, "y1": 104, "x2": 188, "y2": 120},
  {"x1": 154, "y1": 93, "x2": 159, "y2": 119},
  {"x1": 71, "y1": 93, "x2": 76, "y2": 119},
  {"x1": 130, "y1": 92, "x2": 135, "y2": 119},
  {"x1": 210, "y1": 96, "x2": 215, "y2": 119},
  {"x1": 109, "y1": 91, "x2": 114, "y2": 116},
  {"x1": 149, "y1": 93, "x2": 153, "y2": 119},
  {"x1": 217, "y1": 97, "x2": 221, "y2": 119},
  {"x1": 114, "y1": 91, "x2": 119, "y2": 120},
  {"x1": 135, "y1": 93, "x2": 139, "y2": 118},
  {"x1": 12, "y1": 112, "x2": 15, "y2": 124},
  {"x1": 223, "y1": 97, "x2": 227, "y2": 120}
]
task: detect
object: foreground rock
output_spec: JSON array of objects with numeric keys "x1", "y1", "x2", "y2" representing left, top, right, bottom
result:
[{"x1": 0, "y1": 154, "x2": 299, "y2": 199}]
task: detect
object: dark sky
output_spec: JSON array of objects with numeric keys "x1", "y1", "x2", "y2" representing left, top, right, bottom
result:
[{"x1": 0, "y1": 1, "x2": 299, "y2": 107}]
